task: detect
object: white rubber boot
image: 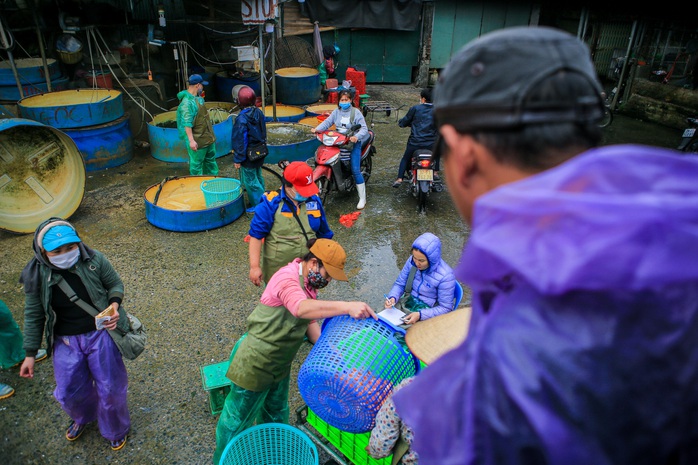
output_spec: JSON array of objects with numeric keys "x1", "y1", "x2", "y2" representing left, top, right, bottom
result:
[{"x1": 356, "y1": 183, "x2": 367, "y2": 209}]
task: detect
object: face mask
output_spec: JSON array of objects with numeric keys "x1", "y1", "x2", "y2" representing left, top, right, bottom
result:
[
  {"x1": 48, "y1": 248, "x2": 80, "y2": 269},
  {"x1": 339, "y1": 102, "x2": 351, "y2": 110},
  {"x1": 293, "y1": 192, "x2": 309, "y2": 202},
  {"x1": 307, "y1": 266, "x2": 329, "y2": 289},
  {"x1": 197, "y1": 86, "x2": 204, "y2": 97}
]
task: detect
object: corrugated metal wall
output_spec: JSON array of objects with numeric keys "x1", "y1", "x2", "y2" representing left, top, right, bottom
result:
[
  {"x1": 430, "y1": 1, "x2": 536, "y2": 69},
  {"x1": 588, "y1": 22, "x2": 633, "y2": 80}
]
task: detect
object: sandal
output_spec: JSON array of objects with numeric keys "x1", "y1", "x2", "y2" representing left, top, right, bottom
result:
[
  {"x1": 110, "y1": 435, "x2": 127, "y2": 451},
  {"x1": 0, "y1": 383, "x2": 15, "y2": 400},
  {"x1": 392, "y1": 179, "x2": 402, "y2": 188},
  {"x1": 66, "y1": 421, "x2": 86, "y2": 441}
]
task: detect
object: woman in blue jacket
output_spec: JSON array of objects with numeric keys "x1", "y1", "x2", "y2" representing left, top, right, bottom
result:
[
  {"x1": 384, "y1": 232, "x2": 457, "y2": 325},
  {"x1": 232, "y1": 86, "x2": 267, "y2": 211}
]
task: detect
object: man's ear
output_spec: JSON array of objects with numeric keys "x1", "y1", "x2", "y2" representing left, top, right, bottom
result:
[{"x1": 440, "y1": 125, "x2": 477, "y2": 187}]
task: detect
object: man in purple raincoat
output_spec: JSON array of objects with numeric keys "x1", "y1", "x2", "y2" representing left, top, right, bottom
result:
[{"x1": 394, "y1": 26, "x2": 698, "y2": 464}]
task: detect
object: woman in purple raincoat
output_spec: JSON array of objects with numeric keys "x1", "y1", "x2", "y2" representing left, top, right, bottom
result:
[{"x1": 19, "y1": 217, "x2": 130, "y2": 451}]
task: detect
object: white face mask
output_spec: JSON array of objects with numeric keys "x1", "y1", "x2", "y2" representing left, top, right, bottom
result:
[{"x1": 48, "y1": 248, "x2": 80, "y2": 269}]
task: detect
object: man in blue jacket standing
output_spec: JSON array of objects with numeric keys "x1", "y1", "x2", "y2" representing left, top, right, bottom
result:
[{"x1": 393, "y1": 87, "x2": 437, "y2": 188}]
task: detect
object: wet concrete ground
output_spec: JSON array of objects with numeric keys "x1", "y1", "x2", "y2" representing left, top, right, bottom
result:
[{"x1": 0, "y1": 84, "x2": 681, "y2": 465}]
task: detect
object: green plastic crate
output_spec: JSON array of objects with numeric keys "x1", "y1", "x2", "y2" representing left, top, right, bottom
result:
[
  {"x1": 200, "y1": 360, "x2": 231, "y2": 416},
  {"x1": 306, "y1": 407, "x2": 392, "y2": 465}
]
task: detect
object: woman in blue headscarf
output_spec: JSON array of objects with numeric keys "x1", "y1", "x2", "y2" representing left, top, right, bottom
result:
[{"x1": 19, "y1": 217, "x2": 130, "y2": 451}]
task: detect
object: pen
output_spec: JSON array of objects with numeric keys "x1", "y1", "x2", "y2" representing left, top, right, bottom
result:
[{"x1": 384, "y1": 294, "x2": 392, "y2": 306}]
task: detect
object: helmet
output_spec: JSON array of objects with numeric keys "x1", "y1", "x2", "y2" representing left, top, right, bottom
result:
[{"x1": 236, "y1": 86, "x2": 256, "y2": 107}]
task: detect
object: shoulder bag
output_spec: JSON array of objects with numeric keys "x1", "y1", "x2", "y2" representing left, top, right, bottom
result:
[
  {"x1": 246, "y1": 141, "x2": 268, "y2": 162},
  {"x1": 56, "y1": 279, "x2": 146, "y2": 360},
  {"x1": 245, "y1": 108, "x2": 268, "y2": 162},
  {"x1": 396, "y1": 266, "x2": 428, "y2": 312}
]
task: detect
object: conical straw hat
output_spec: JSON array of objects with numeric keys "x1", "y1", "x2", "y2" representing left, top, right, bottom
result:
[{"x1": 405, "y1": 306, "x2": 471, "y2": 365}]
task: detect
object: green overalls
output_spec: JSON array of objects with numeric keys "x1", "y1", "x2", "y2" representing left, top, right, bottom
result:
[
  {"x1": 213, "y1": 272, "x2": 312, "y2": 464},
  {"x1": 187, "y1": 99, "x2": 218, "y2": 176},
  {"x1": 261, "y1": 199, "x2": 316, "y2": 282}
]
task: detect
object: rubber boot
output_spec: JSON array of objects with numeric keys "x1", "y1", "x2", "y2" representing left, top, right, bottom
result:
[{"x1": 356, "y1": 183, "x2": 367, "y2": 209}]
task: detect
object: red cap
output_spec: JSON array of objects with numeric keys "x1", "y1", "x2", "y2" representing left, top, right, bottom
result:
[{"x1": 284, "y1": 161, "x2": 319, "y2": 197}]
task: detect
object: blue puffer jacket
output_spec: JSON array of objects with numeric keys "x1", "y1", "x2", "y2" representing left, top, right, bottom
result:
[{"x1": 388, "y1": 232, "x2": 457, "y2": 320}]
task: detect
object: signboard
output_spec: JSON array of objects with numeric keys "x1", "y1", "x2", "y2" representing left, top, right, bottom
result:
[{"x1": 242, "y1": 0, "x2": 278, "y2": 25}]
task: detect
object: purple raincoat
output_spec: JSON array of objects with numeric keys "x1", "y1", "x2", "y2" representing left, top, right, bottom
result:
[{"x1": 394, "y1": 145, "x2": 698, "y2": 464}]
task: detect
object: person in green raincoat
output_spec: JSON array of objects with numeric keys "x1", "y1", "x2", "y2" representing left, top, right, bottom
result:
[
  {"x1": 0, "y1": 299, "x2": 47, "y2": 400},
  {"x1": 213, "y1": 238, "x2": 377, "y2": 464},
  {"x1": 176, "y1": 74, "x2": 219, "y2": 176}
]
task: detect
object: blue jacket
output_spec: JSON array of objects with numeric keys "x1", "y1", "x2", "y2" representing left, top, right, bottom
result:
[
  {"x1": 232, "y1": 106, "x2": 267, "y2": 168},
  {"x1": 398, "y1": 103, "x2": 436, "y2": 147},
  {"x1": 388, "y1": 232, "x2": 456, "y2": 320},
  {"x1": 248, "y1": 188, "x2": 333, "y2": 241}
]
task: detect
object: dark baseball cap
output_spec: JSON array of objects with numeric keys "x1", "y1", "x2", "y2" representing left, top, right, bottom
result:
[
  {"x1": 188, "y1": 74, "x2": 208, "y2": 86},
  {"x1": 433, "y1": 26, "x2": 604, "y2": 132}
]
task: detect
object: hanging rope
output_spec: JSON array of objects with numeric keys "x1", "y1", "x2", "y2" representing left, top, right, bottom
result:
[{"x1": 85, "y1": 26, "x2": 167, "y2": 118}]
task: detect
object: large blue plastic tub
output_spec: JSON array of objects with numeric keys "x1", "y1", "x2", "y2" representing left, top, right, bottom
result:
[
  {"x1": 63, "y1": 115, "x2": 133, "y2": 171},
  {"x1": 17, "y1": 88, "x2": 123, "y2": 129},
  {"x1": 265, "y1": 123, "x2": 320, "y2": 165},
  {"x1": 144, "y1": 176, "x2": 244, "y2": 232},
  {"x1": 148, "y1": 108, "x2": 234, "y2": 163},
  {"x1": 275, "y1": 67, "x2": 322, "y2": 106}
]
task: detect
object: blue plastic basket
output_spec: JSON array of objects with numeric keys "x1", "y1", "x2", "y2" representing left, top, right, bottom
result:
[
  {"x1": 219, "y1": 423, "x2": 318, "y2": 465},
  {"x1": 201, "y1": 178, "x2": 241, "y2": 208},
  {"x1": 297, "y1": 315, "x2": 421, "y2": 434}
]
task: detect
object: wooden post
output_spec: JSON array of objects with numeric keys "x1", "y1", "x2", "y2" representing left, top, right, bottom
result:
[{"x1": 32, "y1": 2, "x2": 52, "y2": 92}]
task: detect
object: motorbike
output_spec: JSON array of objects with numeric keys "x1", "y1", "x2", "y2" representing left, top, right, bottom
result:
[
  {"x1": 408, "y1": 148, "x2": 443, "y2": 213},
  {"x1": 677, "y1": 117, "x2": 698, "y2": 154},
  {"x1": 310, "y1": 124, "x2": 376, "y2": 205}
]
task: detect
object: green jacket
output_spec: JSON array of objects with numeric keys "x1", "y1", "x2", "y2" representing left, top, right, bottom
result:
[
  {"x1": 22, "y1": 250, "x2": 126, "y2": 357},
  {"x1": 176, "y1": 90, "x2": 215, "y2": 147}
]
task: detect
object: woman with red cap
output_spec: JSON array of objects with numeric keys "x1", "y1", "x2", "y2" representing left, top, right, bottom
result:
[{"x1": 247, "y1": 161, "x2": 334, "y2": 342}]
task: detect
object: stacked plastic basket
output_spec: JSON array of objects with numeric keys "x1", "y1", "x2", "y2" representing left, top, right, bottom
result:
[{"x1": 298, "y1": 315, "x2": 420, "y2": 434}]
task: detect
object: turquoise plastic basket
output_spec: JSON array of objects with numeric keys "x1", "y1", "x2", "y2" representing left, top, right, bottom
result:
[
  {"x1": 219, "y1": 423, "x2": 318, "y2": 465},
  {"x1": 201, "y1": 178, "x2": 241, "y2": 208},
  {"x1": 297, "y1": 315, "x2": 420, "y2": 434}
]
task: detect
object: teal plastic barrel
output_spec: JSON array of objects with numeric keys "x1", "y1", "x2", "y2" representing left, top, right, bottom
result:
[{"x1": 275, "y1": 67, "x2": 322, "y2": 106}]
